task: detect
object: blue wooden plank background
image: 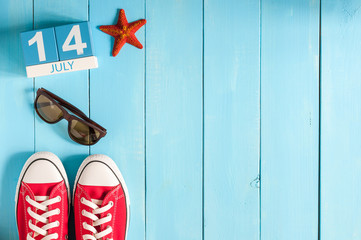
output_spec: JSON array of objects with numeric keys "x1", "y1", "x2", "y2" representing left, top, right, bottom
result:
[
  {"x1": 0, "y1": 0, "x2": 33, "y2": 239},
  {"x1": 320, "y1": 0, "x2": 361, "y2": 239},
  {"x1": 261, "y1": 0, "x2": 320, "y2": 240},
  {"x1": 2, "y1": 0, "x2": 361, "y2": 239},
  {"x1": 146, "y1": 0, "x2": 202, "y2": 239},
  {"x1": 204, "y1": 0, "x2": 260, "y2": 239}
]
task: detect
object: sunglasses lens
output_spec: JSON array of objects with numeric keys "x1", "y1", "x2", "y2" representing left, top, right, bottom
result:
[
  {"x1": 36, "y1": 95, "x2": 63, "y2": 123},
  {"x1": 69, "y1": 119, "x2": 100, "y2": 145}
]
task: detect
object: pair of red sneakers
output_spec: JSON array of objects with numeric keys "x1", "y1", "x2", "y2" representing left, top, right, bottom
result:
[{"x1": 15, "y1": 152, "x2": 129, "y2": 240}]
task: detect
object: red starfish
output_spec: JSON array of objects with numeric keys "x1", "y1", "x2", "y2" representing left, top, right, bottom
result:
[{"x1": 99, "y1": 9, "x2": 146, "y2": 57}]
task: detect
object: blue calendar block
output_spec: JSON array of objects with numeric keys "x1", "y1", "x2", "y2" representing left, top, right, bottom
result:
[
  {"x1": 55, "y1": 22, "x2": 94, "y2": 61},
  {"x1": 21, "y1": 22, "x2": 98, "y2": 78},
  {"x1": 20, "y1": 28, "x2": 59, "y2": 66}
]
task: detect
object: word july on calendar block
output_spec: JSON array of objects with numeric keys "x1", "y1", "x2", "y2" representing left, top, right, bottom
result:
[{"x1": 20, "y1": 22, "x2": 98, "y2": 78}]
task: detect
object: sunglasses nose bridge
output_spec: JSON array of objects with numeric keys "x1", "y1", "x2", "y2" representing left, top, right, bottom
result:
[{"x1": 61, "y1": 110, "x2": 72, "y2": 122}]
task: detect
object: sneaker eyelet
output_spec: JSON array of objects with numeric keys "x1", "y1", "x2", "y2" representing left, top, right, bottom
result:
[
  {"x1": 55, "y1": 220, "x2": 60, "y2": 227},
  {"x1": 57, "y1": 196, "x2": 61, "y2": 201},
  {"x1": 25, "y1": 195, "x2": 30, "y2": 201},
  {"x1": 107, "y1": 213, "x2": 112, "y2": 219},
  {"x1": 82, "y1": 222, "x2": 87, "y2": 228},
  {"x1": 56, "y1": 208, "x2": 61, "y2": 214},
  {"x1": 81, "y1": 197, "x2": 85, "y2": 203},
  {"x1": 65, "y1": 235, "x2": 68, "y2": 239},
  {"x1": 109, "y1": 201, "x2": 114, "y2": 207},
  {"x1": 54, "y1": 233, "x2": 59, "y2": 239},
  {"x1": 82, "y1": 210, "x2": 86, "y2": 215}
]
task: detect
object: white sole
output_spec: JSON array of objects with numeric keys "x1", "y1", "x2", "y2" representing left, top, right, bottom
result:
[
  {"x1": 14, "y1": 152, "x2": 71, "y2": 226},
  {"x1": 73, "y1": 154, "x2": 130, "y2": 239}
]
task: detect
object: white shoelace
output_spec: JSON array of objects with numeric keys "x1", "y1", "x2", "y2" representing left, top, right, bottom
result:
[
  {"x1": 26, "y1": 195, "x2": 61, "y2": 240},
  {"x1": 81, "y1": 197, "x2": 114, "y2": 240}
]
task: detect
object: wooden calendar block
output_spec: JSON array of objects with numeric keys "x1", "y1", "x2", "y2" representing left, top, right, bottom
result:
[
  {"x1": 20, "y1": 28, "x2": 59, "y2": 66},
  {"x1": 55, "y1": 22, "x2": 94, "y2": 61},
  {"x1": 20, "y1": 22, "x2": 98, "y2": 78}
]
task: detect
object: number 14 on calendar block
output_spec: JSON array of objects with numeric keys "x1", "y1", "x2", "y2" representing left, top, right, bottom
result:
[{"x1": 20, "y1": 22, "x2": 98, "y2": 78}]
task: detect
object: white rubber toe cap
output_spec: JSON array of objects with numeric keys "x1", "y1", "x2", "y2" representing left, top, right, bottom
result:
[
  {"x1": 22, "y1": 151, "x2": 64, "y2": 183},
  {"x1": 78, "y1": 156, "x2": 120, "y2": 187},
  {"x1": 23, "y1": 159, "x2": 63, "y2": 183}
]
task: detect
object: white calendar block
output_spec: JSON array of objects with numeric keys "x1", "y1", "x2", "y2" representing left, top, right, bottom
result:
[{"x1": 25, "y1": 56, "x2": 98, "y2": 78}]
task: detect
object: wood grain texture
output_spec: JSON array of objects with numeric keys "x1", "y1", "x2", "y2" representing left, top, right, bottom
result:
[
  {"x1": 261, "y1": 0, "x2": 320, "y2": 239},
  {"x1": 0, "y1": 0, "x2": 33, "y2": 239},
  {"x1": 145, "y1": 0, "x2": 203, "y2": 239},
  {"x1": 320, "y1": 0, "x2": 361, "y2": 239},
  {"x1": 89, "y1": 1, "x2": 145, "y2": 239},
  {"x1": 203, "y1": 0, "x2": 260, "y2": 239}
]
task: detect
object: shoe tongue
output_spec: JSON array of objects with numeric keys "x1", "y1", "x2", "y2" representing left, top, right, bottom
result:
[
  {"x1": 80, "y1": 184, "x2": 116, "y2": 201},
  {"x1": 26, "y1": 182, "x2": 61, "y2": 197}
]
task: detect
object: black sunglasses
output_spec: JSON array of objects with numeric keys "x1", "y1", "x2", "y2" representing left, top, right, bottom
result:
[{"x1": 35, "y1": 88, "x2": 107, "y2": 145}]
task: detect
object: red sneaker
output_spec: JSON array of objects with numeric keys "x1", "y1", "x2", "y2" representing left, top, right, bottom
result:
[
  {"x1": 15, "y1": 152, "x2": 70, "y2": 240},
  {"x1": 73, "y1": 154, "x2": 130, "y2": 240}
]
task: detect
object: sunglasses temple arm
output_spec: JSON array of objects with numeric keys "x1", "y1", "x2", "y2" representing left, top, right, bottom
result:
[
  {"x1": 60, "y1": 102, "x2": 107, "y2": 133},
  {"x1": 59, "y1": 102, "x2": 88, "y2": 119}
]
